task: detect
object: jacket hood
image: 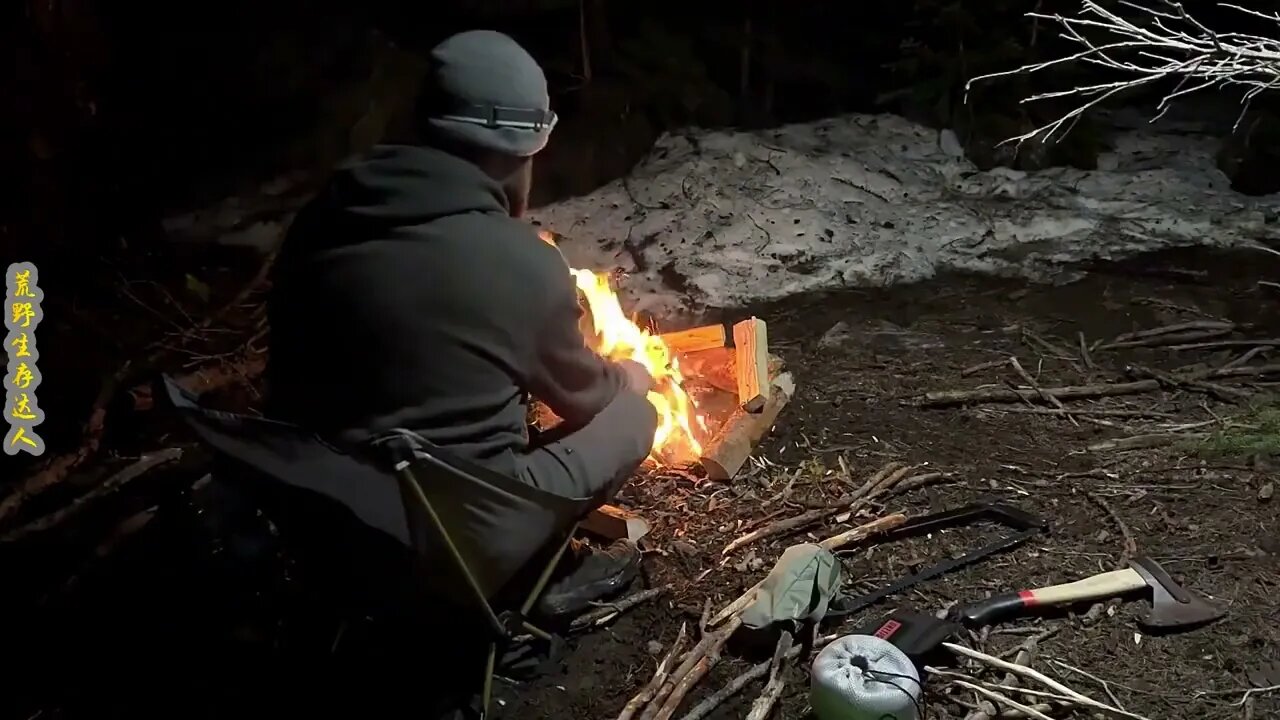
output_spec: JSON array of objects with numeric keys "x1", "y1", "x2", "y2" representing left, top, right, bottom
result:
[{"x1": 293, "y1": 144, "x2": 511, "y2": 249}]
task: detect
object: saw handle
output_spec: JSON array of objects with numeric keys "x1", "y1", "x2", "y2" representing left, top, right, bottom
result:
[{"x1": 958, "y1": 567, "x2": 1148, "y2": 628}]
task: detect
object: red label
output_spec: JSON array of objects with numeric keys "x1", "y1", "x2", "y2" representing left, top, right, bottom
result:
[
  {"x1": 1018, "y1": 590, "x2": 1039, "y2": 607},
  {"x1": 874, "y1": 620, "x2": 902, "y2": 639}
]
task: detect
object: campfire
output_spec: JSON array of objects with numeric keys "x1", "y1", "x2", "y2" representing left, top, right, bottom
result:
[{"x1": 539, "y1": 230, "x2": 795, "y2": 478}]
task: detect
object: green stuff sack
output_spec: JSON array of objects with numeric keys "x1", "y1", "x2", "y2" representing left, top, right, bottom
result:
[{"x1": 740, "y1": 543, "x2": 842, "y2": 630}]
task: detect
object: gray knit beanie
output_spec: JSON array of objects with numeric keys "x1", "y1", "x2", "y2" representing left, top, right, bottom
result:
[{"x1": 418, "y1": 30, "x2": 557, "y2": 157}]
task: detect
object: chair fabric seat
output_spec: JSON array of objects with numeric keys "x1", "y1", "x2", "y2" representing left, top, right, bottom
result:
[{"x1": 161, "y1": 375, "x2": 591, "y2": 601}]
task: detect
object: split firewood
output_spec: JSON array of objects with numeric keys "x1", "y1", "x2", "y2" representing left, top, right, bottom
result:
[
  {"x1": 733, "y1": 317, "x2": 769, "y2": 412},
  {"x1": 617, "y1": 621, "x2": 689, "y2": 720},
  {"x1": 719, "y1": 461, "x2": 914, "y2": 557},
  {"x1": 659, "y1": 324, "x2": 727, "y2": 354},
  {"x1": 710, "y1": 513, "x2": 907, "y2": 627},
  {"x1": 677, "y1": 347, "x2": 784, "y2": 396},
  {"x1": 572, "y1": 584, "x2": 671, "y2": 631},
  {"x1": 919, "y1": 363, "x2": 1280, "y2": 407},
  {"x1": 745, "y1": 631, "x2": 794, "y2": 720},
  {"x1": 701, "y1": 373, "x2": 796, "y2": 481},
  {"x1": 1, "y1": 448, "x2": 184, "y2": 543}
]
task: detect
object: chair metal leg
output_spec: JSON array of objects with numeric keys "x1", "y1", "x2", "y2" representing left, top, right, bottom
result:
[
  {"x1": 519, "y1": 524, "x2": 579, "y2": 617},
  {"x1": 480, "y1": 641, "x2": 497, "y2": 719}
]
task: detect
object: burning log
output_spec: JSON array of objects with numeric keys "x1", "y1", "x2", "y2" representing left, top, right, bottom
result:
[{"x1": 700, "y1": 373, "x2": 795, "y2": 481}]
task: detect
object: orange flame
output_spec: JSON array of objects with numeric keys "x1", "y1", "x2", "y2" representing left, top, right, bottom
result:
[{"x1": 540, "y1": 231, "x2": 705, "y2": 464}]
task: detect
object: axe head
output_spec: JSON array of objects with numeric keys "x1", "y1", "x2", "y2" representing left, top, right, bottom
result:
[{"x1": 1129, "y1": 556, "x2": 1227, "y2": 631}]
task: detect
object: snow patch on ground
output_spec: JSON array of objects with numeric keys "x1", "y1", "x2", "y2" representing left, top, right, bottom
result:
[{"x1": 530, "y1": 113, "x2": 1280, "y2": 316}]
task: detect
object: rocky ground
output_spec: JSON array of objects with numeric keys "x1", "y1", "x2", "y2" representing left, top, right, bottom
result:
[{"x1": 3, "y1": 245, "x2": 1279, "y2": 720}]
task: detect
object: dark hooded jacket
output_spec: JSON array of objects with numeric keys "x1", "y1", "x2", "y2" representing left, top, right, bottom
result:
[{"x1": 266, "y1": 144, "x2": 627, "y2": 477}]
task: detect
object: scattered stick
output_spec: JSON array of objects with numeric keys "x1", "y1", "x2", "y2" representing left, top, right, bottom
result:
[
  {"x1": 1087, "y1": 493, "x2": 1137, "y2": 565},
  {"x1": 1098, "y1": 329, "x2": 1233, "y2": 350},
  {"x1": 679, "y1": 632, "x2": 838, "y2": 720},
  {"x1": 709, "y1": 513, "x2": 908, "y2": 627},
  {"x1": 720, "y1": 461, "x2": 914, "y2": 557},
  {"x1": 1086, "y1": 433, "x2": 1204, "y2": 453},
  {"x1": 944, "y1": 643, "x2": 1150, "y2": 720},
  {"x1": 0, "y1": 449, "x2": 184, "y2": 543},
  {"x1": 1103, "y1": 321, "x2": 1235, "y2": 347},
  {"x1": 980, "y1": 407, "x2": 1172, "y2": 419},
  {"x1": 572, "y1": 584, "x2": 671, "y2": 631},
  {"x1": 1078, "y1": 332, "x2": 1095, "y2": 370},
  {"x1": 744, "y1": 631, "x2": 794, "y2": 720},
  {"x1": 1170, "y1": 339, "x2": 1280, "y2": 351},
  {"x1": 1009, "y1": 357, "x2": 1076, "y2": 426},
  {"x1": 1127, "y1": 364, "x2": 1253, "y2": 403},
  {"x1": 645, "y1": 617, "x2": 743, "y2": 720},
  {"x1": 951, "y1": 680, "x2": 1056, "y2": 720},
  {"x1": 618, "y1": 622, "x2": 689, "y2": 720},
  {"x1": 919, "y1": 363, "x2": 1280, "y2": 407},
  {"x1": 963, "y1": 358, "x2": 1011, "y2": 377},
  {"x1": 963, "y1": 628, "x2": 1059, "y2": 720}
]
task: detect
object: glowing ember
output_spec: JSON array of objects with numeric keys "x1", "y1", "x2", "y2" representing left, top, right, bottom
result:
[{"x1": 540, "y1": 231, "x2": 706, "y2": 463}]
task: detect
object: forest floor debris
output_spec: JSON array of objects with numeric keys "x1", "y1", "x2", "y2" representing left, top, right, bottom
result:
[{"x1": 3, "y1": 246, "x2": 1280, "y2": 720}]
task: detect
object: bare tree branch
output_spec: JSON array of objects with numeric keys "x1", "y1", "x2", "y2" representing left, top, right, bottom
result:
[{"x1": 966, "y1": 0, "x2": 1280, "y2": 146}]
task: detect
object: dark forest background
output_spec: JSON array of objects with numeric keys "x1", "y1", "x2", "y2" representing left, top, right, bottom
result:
[{"x1": 2, "y1": 0, "x2": 1278, "y2": 492}]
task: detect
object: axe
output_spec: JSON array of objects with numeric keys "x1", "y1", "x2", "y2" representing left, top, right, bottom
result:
[{"x1": 955, "y1": 556, "x2": 1226, "y2": 631}]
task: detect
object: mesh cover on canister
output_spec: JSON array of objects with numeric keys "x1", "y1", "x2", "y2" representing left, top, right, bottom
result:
[{"x1": 810, "y1": 634, "x2": 921, "y2": 720}]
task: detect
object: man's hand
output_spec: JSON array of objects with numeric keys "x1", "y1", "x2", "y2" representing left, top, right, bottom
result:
[{"x1": 617, "y1": 359, "x2": 656, "y2": 395}]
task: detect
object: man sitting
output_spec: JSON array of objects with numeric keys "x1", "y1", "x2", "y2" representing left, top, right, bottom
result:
[{"x1": 265, "y1": 29, "x2": 659, "y2": 621}]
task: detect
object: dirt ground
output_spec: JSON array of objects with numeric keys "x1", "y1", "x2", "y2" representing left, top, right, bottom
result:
[
  {"x1": 4, "y1": 245, "x2": 1279, "y2": 720},
  {"x1": 499, "y1": 246, "x2": 1280, "y2": 720}
]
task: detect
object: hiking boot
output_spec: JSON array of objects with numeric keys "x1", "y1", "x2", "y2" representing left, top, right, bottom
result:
[{"x1": 535, "y1": 539, "x2": 641, "y2": 620}]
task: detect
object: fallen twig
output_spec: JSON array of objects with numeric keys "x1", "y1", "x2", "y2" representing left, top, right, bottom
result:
[
  {"x1": 951, "y1": 679, "x2": 1056, "y2": 720},
  {"x1": 1078, "y1": 332, "x2": 1095, "y2": 370},
  {"x1": 944, "y1": 643, "x2": 1150, "y2": 720},
  {"x1": 1087, "y1": 493, "x2": 1137, "y2": 565},
  {"x1": 963, "y1": 628, "x2": 1059, "y2": 720},
  {"x1": 1086, "y1": 433, "x2": 1205, "y2": 453},
  {"x1": 618, "y1": 622, "x2": 689, "y2": 720},
  {"x1": 572, "y1": 584, "x2": 671, "y2": 631},
  {"x1": 678, "y1": 632, "x2": 838, "y2": 720},
  {"x1": 919, "y1": 363, "x2": 1280, "y2": 407},
  {"x1": 963, "y1": 358, "x2": 1011, "y2": 377},
  {"x1": 745, "y1": 631, "x2": 793, "y2": 720},
  {"x1": 645, "y1": 617, "x2": 743, "y2": 720},
  {"x1": 1170, "y1": 339, "x2": 1280, "y2": 351},
  {"x1": 979, "y1": 407, "x2": 1172, "y2": 419},
  {"x1": 709, "y1": 513, "x2": 908, "y2": 626},
  {"x1": 1, "y1": 449, "x2": 184, "y2": 543},
  {"x1": 720, "y1": 461, "x2": 915, "y2": 556},
  {"x1": 1103, "y1": 321, "x2": 1235, "y2": 347},
  {"x1": 1009, "y1": 357, "x2": 1077, "y2": 426}
]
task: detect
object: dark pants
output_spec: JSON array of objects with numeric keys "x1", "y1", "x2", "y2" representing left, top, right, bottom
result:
[{"x1": 516, "y1": 390, "x2": 658, "y2": 508}]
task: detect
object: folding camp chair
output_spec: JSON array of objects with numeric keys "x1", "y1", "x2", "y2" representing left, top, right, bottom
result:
[{"x1": 159, "y1": 375, "x2": 594, "y2": 718}]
